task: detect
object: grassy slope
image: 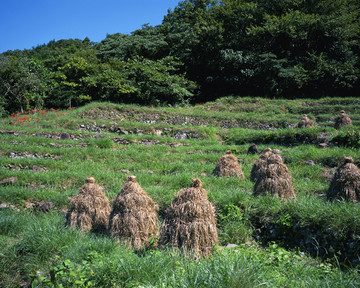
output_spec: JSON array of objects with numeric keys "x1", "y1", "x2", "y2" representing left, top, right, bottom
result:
[{"x1": 0, "y1": 97, "x2": 359, "y2": 287}]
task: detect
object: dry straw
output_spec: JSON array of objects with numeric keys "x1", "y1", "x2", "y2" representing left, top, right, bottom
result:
[
  {"x1": 253, "y1": 152, "x2": 296, "y2": 200},
  {"x1": 66, "y1": 177, "x2": 111, "y2": 233},
  {"x1": 158, "y1": 178, "x2": 218, "y2": 257},
  {"x1": 334, "y1": 110, "x2": 352, "y2": 129},
  {"x1": 327, "y1": 157, "x2": 360, "y2": 203},
  {"x1": 247, "y1": 143, "x2": 260, "y2": 154},
  {"x1": 108, "y1": 175, "x2": 159, "y2": 249},
  {"x1": 250, "y1": 147, "x2": 273, "y2": 182},
  {"x1": 297, "y1": 114, "x2": 315, "y2": 128},
  {"x1": 213, "y1": 150, "x2": 245, "y2": 178}
]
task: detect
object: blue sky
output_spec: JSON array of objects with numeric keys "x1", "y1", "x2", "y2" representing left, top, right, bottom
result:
[{"x1": 0, "y1": 0, "x2": 180, "y2": 53}]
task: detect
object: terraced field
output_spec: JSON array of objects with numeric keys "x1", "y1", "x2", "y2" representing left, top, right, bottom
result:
[{"x1": 0, "y1": 97, "x2": 359, "y2": 287}]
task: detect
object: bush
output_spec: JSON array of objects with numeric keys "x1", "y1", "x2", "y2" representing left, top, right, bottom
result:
[
  {"x1": 217, "y1": 204, "x2": 253, "y2": 244},
  {"x1": 332, "y1": 127, "x2": 360, "y2": 149},
  {"x1": 32, "y1": 258, "x2": 95, "y2": 287},
  {"x1": 227, "y1": 128, "x2": 333, "y2": 146},
  {"x1": 124, "y1": 57, "x2": 197, "y2": 105}
]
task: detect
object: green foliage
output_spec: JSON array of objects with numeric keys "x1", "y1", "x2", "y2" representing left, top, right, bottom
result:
[
  {"x1": 333, "y1": 127, "x2": 360, "y2": 149},
  {"x1": 123, "y1": 56, "x2": 196, "y2": 105},
  {"x1": 266, "y1": 242, "x2": 302, "y2": 264},
  {"x1": 1, "y1": 0, "x2": 360, "y2": 111},
  {"x1": 0, "y1": 209, "x2": 29, "y2": 236},
  {"x1": 218, "y1": 204, "x2": 254, "y2": 244},
  {"x1": 26, "y1": 238, "x2": 360, "y2": 287},
  {"x1": 162, "y1": 0, "x2": 360, "y2": 98},
  {"x1": 81, "y1": 62, "x2": 136, "y2": 103},
  {"x1": 0, "y1": 96, "x2": 6, "y2": 117},
  {"x1": 32, "y1": 258, "x2": 95, "y2": 287},
  {"x1": 96, "y1": 25, "x2": 168, "y2": 61},
  {"x1": 0, "y1": 56, "x2": 56, "y2": 112},
  {"x1": 227, "y1": 127, "x2": 334, "y2": 146},
  {"x1": 93, "y1": 138, "x2": 113, "y2": 149}
]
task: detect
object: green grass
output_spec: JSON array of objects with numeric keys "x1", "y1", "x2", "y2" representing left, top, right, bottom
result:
[
  {"x1": 0, "y1": 97, "x2": 360, "y2": 286},
  {"x1": 1, "y1": 210, "x2": 359, "y2": 287}
]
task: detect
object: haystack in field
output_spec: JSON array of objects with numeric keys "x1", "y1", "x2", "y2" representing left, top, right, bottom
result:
[
  {"x1": 212, "y1": 150, "x2": 245, "y2": 178},
  {"x1": 253, "y1": 153, "x2": 296, "y2": 200},
  {"x1": 297, "y1": 114, "x2": 315, "y2": 128},
  {"x1": 272, "y1": 149, "x2": 281, "y2": 155},
  {"x1": 327, "y1": 157, "x2": 360, "y2": 202},
  {"x1": 158, "y1": 178, "x2": 218, "y2": 257},
  {"x1": 250, "y1": 147, "x2": 273, "y2": 182},
  {"x1": 66, "y1": 177, "x2": 111, "y2": 233},
  {"x1": 247, "y1": 143, "x2": 260, "y2": 154},
  {"x1": 334, "y1": 110, "x2": 352, "y2": 129},
  {"x1": 108, "y1": 175, "x2": 158, "y2": 249}
]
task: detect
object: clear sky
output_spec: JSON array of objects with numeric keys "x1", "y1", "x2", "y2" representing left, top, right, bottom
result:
[{"x1": 0, "y1": 0, "x2": 180, "y2": 53}]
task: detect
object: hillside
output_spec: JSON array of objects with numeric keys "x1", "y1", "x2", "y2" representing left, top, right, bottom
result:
[
  {"x1": 0, "y1": 97, "x2": 360, "y2": 287},
  {"x1": 1, "y1": 0, "x2": 360, "y2": 114}
]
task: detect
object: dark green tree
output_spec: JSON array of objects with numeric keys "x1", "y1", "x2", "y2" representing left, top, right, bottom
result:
[
  {"x1": 96, "y1": 25, "x2": 168, "y2": 61},
  {"x1": 0, "y1": 56, "x2": 56, "y2": 113},
  {"x1": 122, "y1": 56, "x2": 196, "y2": 105}
]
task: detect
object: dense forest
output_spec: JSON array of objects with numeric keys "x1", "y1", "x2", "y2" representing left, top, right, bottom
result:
[{"x1": 1, "y1": 0, "x2": 359, "y2": 115}]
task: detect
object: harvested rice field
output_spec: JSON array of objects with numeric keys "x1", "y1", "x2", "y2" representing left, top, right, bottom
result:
[{"x1": 0, "y1": 97, "x2": 359, "y2": 287}]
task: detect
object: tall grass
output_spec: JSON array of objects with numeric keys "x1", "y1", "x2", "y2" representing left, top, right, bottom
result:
[{"x1": 2, "y1": 209, "x2": 358, "y2": 287}]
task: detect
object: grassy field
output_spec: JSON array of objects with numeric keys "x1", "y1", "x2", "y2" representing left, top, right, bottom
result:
[{"x1": 0, "y1": 97, "x2": 359, "y2": 287}]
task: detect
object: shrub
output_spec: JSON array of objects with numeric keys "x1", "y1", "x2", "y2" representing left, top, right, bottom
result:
[
  {"x1": 228, "y1": 128, "x2": 332, "y2": 146},
  {"x1": 332, "y1": 127, "x2": 360, "y2": 149},
  {"x1": 217, "y1": 204, "x2": 253, "y2": 244}
]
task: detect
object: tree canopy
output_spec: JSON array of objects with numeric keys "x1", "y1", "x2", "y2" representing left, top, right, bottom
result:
[{"x1": 1, "y1": 0, "x2": 359, "y2": 114}]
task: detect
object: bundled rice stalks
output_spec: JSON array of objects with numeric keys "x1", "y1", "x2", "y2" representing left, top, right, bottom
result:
[
  {"x1": 247, "y1": 143, "x2": 260, "y2": 154},
  {"x1": 250, "y1": 148, "x2": 272, "y2": 182},
  {"x1": 334, "y1": 110, "x2": 352, "y2": 129},
  {"x1": 327, "y1": 157, "x2": 360, "y2": 202},
  {"x1": 66, "y1": 177, "x2": 111, "y2": 233},
  {"x1": 108, "y1": 175, "x2": 158, "y2": 249},
  {"x1": 253, "y1": 153, "x2": 296, "y2": 200},
  {"x1": 158, "y1": 178, "x2": 218, "y2": 257},
  {"x1": 212, "y1": 150, "x2": 244, "y2": 178},
  {"x1": 297, "y1": 114, "x2": 315, "y2": 128}
]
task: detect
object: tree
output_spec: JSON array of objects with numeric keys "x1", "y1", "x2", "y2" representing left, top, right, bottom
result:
[
  {"x1": 0, "y1": 56, "x2": 55, "y2": 112},
  {"x1": 96, "y1": 26, "x2": 168, "y2": 61},
  {"x1": 122, "y1": 56, "x2": 196, "y2": 105},
  {"x1": 161, "y1": 0, "x2": 360, "y2": 98},
  {"x1": 81, "y1": 61, "x2": 136, "y2": 103}
]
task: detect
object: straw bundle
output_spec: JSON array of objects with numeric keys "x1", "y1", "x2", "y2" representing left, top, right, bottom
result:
[
  {"x1": 213, "y1": 150, "x2": 245, "y2": 178},
  {"x1": 158, "y1": 178, "x2": 218, "y2": 257},
  {"x1": 247, "y1": 143, "x2": 260, "y2": 154},
  {"x1": 108, "y1": 175, "x2": 158, "y2": 249},
  {"x1": 250, "y1": 147, "x2": 273, "y2": 182},
  {"x1": 327, "y1": 157, "x2": 360, "y2": 202},
  {"x1": 253, "y1": 153, "x2": 296, "y2": 199},
  {"x1": 297, "y1": 114, "x2": 315, "y2": 128},
  {"x1": 334, "y1": 110, "x2": 352, "y2": 129},
  {"x1": 66, "y1": 177, "x2": 111, "y2": 233}
]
